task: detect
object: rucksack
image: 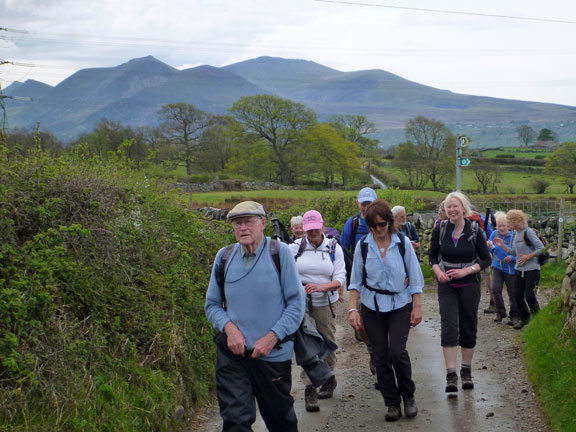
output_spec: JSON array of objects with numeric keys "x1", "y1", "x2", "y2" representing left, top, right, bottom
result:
[
  {"x1": 215, "y1": 238, "x2": 281, "y2": 310},
  {"x1": 359, "y1": 231, "x2": 409, "y2": 294},
  {"x1": 523, "y1": 229, "x2": 550, "y2": 266},
  {"x1": 294, "y1": 235, "x2": 354, "y2": 285},
  {"x1": 468, "y1": 212, "x2": 485, "y2": 231}
]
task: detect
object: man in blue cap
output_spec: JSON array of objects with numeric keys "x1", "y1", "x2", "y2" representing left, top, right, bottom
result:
[{"x1": 340, "y1": 187, "x2": 378, "y2": 254}]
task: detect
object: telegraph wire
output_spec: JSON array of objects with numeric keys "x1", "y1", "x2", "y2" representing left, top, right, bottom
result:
[{"x1": 312, "y1": 0, "x2": 576, "y2": 25}]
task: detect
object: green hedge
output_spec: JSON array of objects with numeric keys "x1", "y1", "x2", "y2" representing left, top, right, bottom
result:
[{"x1": 0, "y1": 147, "x2": 228, "y2": 431}]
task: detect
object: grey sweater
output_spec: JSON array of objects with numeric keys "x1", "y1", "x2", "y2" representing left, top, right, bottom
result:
[{"x1": 509, "y1": 227, "x2": 545, "y2": 272}]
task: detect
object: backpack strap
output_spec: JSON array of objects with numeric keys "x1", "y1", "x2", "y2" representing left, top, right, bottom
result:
[
  {"x1": 360, "y1": 233, "x2": 409, "y2": 294},
  {"x1": 350, "y1": 214, "x2": 360, "y2": 253},
  {"x1": 294, "y1": 237, "x2": 308, "y2": 261},
  {"x1": 217, "y1": 238, "x2": 282, "y2": 310}
]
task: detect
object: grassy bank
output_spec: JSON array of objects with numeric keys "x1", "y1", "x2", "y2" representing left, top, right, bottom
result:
[{"x1": 523, "y1": 299, "x2": 576, "y2": 432}]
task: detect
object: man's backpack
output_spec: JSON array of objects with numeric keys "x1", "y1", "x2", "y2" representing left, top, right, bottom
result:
[
  {"x1": 523, "y1": 229, "x2": 550, "y2": 266},
  {"x1": 468, "y1": 212, "x2": 485, "y2": 231}
]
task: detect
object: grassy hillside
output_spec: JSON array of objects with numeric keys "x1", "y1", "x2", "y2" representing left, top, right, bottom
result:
[{"x1": 0, "y1": 147, "x2": 231, "y2": 431}]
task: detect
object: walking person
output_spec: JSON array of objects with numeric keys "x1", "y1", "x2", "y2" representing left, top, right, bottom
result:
[
  {"x1": 348, "y1": 199, "x2": 424, "y2": 421},
  {"x1": 493, "y1": 209, "x2": 545, "y2": 330},
  {"x1": 290, "y1": 210, "x2": 346, "y2": 412},
  {"x1": 205, "y1": 201, "x2": 306, "y2": 432},
  {"x1": 392, "y1": 205, "x2": 420, "y2": 250},
  {"x1": 429, "y1": 192, "x2": 492, "y2": 394},
  {"x1": 486, "y1": 212, "x2": 518, "y2": 325},
  {"x1": 290, "y1": 216, "x2": 305, "y2": 241},
  {"x1": 340, "y1": 187, "x2": 378, "y2": 254}
]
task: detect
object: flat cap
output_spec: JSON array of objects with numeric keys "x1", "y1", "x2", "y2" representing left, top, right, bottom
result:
[{"x1": 227, "y1": 201, "x2": 266, "y2": 220}]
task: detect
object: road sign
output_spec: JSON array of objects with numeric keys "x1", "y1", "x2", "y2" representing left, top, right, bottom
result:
[
  {"x1": 459, "y1": 136, "x2": 468, "y2": 147},
  {"x1": 460, "y1": 158, "x2": 471, "y2": 167},
  {"x1": 457, "y1": 147, "x2": 463, "y2": 157}
]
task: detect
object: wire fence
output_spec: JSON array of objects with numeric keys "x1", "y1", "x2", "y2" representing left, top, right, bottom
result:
[{"x1": 472, "y1": 199, "x2": 576, "y2": 220}]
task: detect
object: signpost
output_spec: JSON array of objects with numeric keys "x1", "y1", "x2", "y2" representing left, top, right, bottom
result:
[{"x1": 456, "y1": 136, "x2": 471, "y2": 191}]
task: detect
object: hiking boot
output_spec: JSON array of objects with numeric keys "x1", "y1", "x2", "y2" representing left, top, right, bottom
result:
[
  {"x1": 493, "y1": 313, "x2": 504, "y2": 323},
  {"x1": 513, "y1": 320, "x2": 526, "y2": 330},
  {"x1": 483, "y1": 304, "x2": 497, "y2": 314},
  {"x1": 403, "y1": 397, "x2": 418, "y2": 418},
  {"x1": 460, "y1": 368, "x2": 474, "y2": 390},
  {"x1": 304, "y1": 386, "x2": 319, "y2": 412},
  {"x1": 385, "y1": 405, "x2": 402, "y2": 422},
  {"x1": 445, "y1": 372, "x2": 458, "y2": 393},
  {"x1": 318, "y1": 375, "x2": 337, "y2": 399}
]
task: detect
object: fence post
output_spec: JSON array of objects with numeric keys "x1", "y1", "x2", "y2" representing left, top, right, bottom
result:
[{"x1": 557, "y1": 198, "x2": 564, "y2": 262}]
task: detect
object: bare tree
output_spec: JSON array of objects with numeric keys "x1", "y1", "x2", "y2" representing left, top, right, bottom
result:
[
  {"x1": 158, "y1": 103, "x2": 212, "y2": 175},
  {"x1": 473, "y1": 163, "x2": 501, "y2": 193},
  {"x1": 516, "y1": 125, "x2": 536, "y2": 147}
]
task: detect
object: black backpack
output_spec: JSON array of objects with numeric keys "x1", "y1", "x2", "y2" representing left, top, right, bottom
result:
[{"x1": 523, "y1": 229, "x2": 550, "y2": 266}]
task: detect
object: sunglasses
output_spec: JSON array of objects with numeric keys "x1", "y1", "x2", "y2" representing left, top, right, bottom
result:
[{"x1": 371, "y1": 221, "x2": 388, "y2": 229}]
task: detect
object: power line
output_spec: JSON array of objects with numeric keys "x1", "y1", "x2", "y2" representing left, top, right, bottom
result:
[{"x1": 312, "y1": 0, "x2": 576, "y2": 25}]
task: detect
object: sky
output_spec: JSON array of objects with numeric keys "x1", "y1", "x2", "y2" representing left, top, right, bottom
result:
[{"x1": 1, "y1": 0, "x2": 576, "y2": 106}]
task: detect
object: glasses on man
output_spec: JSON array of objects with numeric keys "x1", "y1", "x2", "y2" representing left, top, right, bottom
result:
[
  {"x1": 370, "y1": 221, "x2": 388, "y2": 229},
  {"x1": 232, "y1": 217, "x2": 261, "y2": 229}
]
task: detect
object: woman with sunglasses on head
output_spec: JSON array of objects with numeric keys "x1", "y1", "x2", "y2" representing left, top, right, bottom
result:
[
  {"x1": 429, "y1": 192, "x2": 492, "y2": 395},
  {"x1": 347, "y1": 199, "x2": 424, "y2": 422}
]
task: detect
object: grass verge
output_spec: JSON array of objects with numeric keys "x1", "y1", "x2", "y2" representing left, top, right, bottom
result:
[{"x1": 523, "y1": 298, "x2": 576, "y2": 432}]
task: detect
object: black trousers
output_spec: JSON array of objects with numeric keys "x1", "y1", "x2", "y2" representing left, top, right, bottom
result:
[
  {"x1": 438, "y1": 281, "x2": 481, "y2": 348},
  {"x1": 215, "y1": 345, "x2": 298, "y2": 432},
  {"x1": 492, "y1": 267, "x2": 518, "y2": 318},
  {"x1": 514, "y1": 269, "x2": 540, "y2": 322},
  {"x1": 361, "y1": 302, "x2": 415, "y2": 407}
]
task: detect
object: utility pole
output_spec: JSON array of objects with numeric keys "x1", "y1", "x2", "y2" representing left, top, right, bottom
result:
[{"x1": 1, "y1": 58, "x2": 34, "y2": 137}]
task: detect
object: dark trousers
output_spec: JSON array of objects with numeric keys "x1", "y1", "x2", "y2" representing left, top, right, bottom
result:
[
  {"x1": 438, "y1": 281, "x2": 481, "y2": 348},
  {"x1": 215, "y1": 345, "x2": 298, "y2": 432},
  {"x1": 361, "y1": 303, "x2": 415, "y2": 407},
  {"x1": 514, "y1": 269, "x2": 540, "y2": 322},
  {"x1": 492, "y1": 268, "x2": 518, "y2": 318}
]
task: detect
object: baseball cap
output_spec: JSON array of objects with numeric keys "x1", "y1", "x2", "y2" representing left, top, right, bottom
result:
[
  {"x1": 357, "y1": 187, "x2": 377, "y2": 203},
  {"x1": 227, "y1": 201, "x2": 266, "y2": 221},
  {"x1": 302, "y1": 210, "x2": 324, "y2": 231}
]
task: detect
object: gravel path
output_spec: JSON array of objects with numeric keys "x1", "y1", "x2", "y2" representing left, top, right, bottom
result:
[{"x1": 188, "y1": 287, "x2": 551, "y2": 432}]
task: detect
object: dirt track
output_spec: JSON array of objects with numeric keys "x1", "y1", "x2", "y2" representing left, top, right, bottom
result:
[{"x1": 189, "y1": 287, "x2": 550, "y2": 432}]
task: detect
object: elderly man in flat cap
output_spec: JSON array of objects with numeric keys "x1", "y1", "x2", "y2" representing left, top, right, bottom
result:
[{"x1": 205, "y1": 201, "x2": 305, "y2": 432}]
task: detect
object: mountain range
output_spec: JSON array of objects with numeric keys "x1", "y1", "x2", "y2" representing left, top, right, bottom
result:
[{"x1": 3, "y1": 55, "x2": 576, "y2": 147}]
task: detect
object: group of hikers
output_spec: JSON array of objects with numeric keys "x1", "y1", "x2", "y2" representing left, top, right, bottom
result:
[{"x1": 204, "y1": 188, "x2": 547, "y2": 431}]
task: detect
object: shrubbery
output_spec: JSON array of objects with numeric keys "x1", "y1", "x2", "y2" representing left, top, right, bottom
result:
[{"x1": 0, "y1": 146, "x2": 229, "y2": 431}]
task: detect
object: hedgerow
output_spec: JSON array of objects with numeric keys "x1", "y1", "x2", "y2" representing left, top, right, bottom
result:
[{"x1": 0, "y1": 145, "x2": 229, "y2": 431}]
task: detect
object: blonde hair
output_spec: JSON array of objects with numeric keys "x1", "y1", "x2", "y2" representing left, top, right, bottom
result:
[
  {"x1": 506, "y1": 209, "x2": 527, "y2": 229},
  {"x1": 444, "y1": 192, "x2": 472, "y2": 218},
  {"x1": 494, "y1": 211, "x2": 507, "y2": 226}
]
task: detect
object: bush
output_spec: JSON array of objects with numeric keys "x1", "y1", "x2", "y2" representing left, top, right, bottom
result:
[
  {"x1": 0, "y1": 146, "x2": 228, "y2": 430},
  {"x1": 529, "y1": 177, "x2": 550, "y2": 194}
]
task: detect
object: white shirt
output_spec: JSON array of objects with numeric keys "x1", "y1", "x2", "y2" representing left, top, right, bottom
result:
[{"x1": 289, "y1": 235, "x2": 346, "y2": 306}]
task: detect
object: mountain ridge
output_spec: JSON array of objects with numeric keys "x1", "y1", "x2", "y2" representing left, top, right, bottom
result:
[{"x1": 4, "y1": 55, "x2": 575, "y2": 145}]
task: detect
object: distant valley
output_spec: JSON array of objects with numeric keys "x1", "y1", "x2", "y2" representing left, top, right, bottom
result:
[{"x1": 3, "y1": 55, "x2": 576, "y2": 147}]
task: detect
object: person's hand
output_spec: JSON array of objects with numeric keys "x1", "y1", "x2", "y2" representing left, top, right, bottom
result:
[
  {"x1": 518, "y1": 254, "x2": 531, "y2": 265},
  {"x1": 348, "y1": 309, "x2": 362, "y2": 331},
  {"x1": 493, "y1": 237, "x2": 504, "y2": 247},
  {"x1": 504, "y1": 256, "x2": 512, "y2": 263},
  {"x1": 487, "y1": 240, "x2": 494, "y2": 249},
  {"x1": 411, "y1": 241, "x2": 420, "y2": 250},
  {"x1": 224, "y1": 322, "x2": 246, "y2": 356},
  {"x1": 434, "y1": 268, "x2": 451, "y2": 283},
  {"x1": 410, "y1": 305, "x2": 422, "y2": 327},
  {"x1": 446, "y1": 268, "x2": 470, "y2": 280},
  {"x1": 304, "y1": 283, "x2": 323, "y2": 294},
  {"x1": 251, "y1": 331, "x2": 278, "y2": 358}
]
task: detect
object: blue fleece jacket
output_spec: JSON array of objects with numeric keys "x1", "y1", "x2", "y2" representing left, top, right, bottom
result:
[
  {"x1": 205, "y1": 236, "x2": 305, "y2": 362},
  {"x1": 489, "y1": 230, "x2": 516, "y2": 275}
]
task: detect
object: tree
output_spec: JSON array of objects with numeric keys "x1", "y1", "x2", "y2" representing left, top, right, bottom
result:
[
  {"x1": 158, "y1": 103, "x2": 212, "y2": 176},
  {"x1": 516, "y1": 125, "x2": 536, "y2": 147},
  {"x1": 301, "y1": 124, "x2": 360, "y2": 188},
  {"x1": 537, "y1": 128, "x2": 557, "y2": 143},
  {"x1": 404, "y1": 116, "x2": 455, "y2": 191},
  {"x1": 230, "y1": 95, "x2": 317, "y2": 185},
  {"x1": 392, "y1": 142, "x2": 428, "y2": 189},
  {"x1": 329, "y1": 114, "x2": 377, "y2": 178},
  {"x1": 545, "y1": 142, "x2": 576, "y2": 193},
  {"x1": 195, "y1": 116, "x2": 241, "y2": 172},
  {"x1": 473, "y1": 163, "x2": 501, "y2": 194}
]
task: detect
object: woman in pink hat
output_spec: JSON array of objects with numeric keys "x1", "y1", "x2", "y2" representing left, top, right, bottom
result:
[{"x1": 289, "y1": 210, "x2": 346, "y2": 413}]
